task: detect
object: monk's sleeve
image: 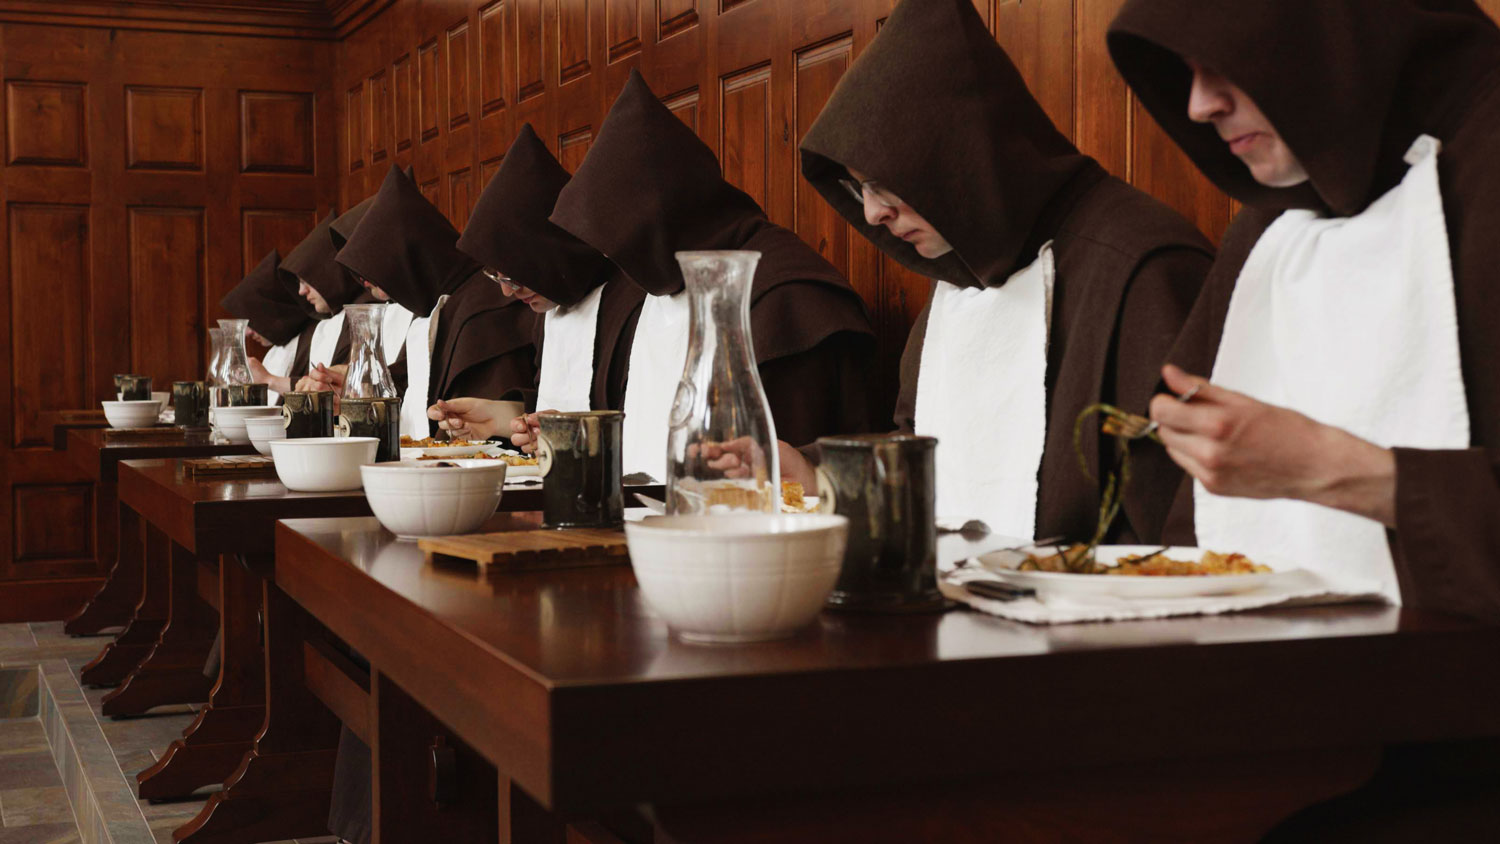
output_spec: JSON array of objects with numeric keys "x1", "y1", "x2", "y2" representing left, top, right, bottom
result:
[
  {"x1": 760, "y1": 331, "x2": 879, "y2": 448},
  {"x1": 1391, "y1": 449, "x2": 1500, "y2": 619},
  {"x1": 892, "y1": 296, "x2": 934, "y2": 434},
  {"x1": 1110, "y1": 246, "x2": 1214, "y2": 543}
]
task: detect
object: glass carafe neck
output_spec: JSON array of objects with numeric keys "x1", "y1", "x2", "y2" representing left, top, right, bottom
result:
[{"x1": 342, "y1": 303, "x2": 396, "y2": 398}]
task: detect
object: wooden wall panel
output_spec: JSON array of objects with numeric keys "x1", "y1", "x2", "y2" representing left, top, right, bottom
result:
[
  {"x1": 558, "y1": 0, "x2": 592, "y2": 86},
  {"x1": 558, "y1": 127, "x2": 592, "y2": 173},
  {"x1": 792, "y1": 36, "x2": 854, "y2": 276},
  {"x1": 5, "y1": 81, "x2": 87, "y2": 167},
  {"x1": 8, "y1": 204, "x2": 89, "y2": 450},
  {"x1": 448, "y1": 20, "x2": 473, "y2": 130},
  {"x1": 240, "y1": 91, "x2": 316, "y2": 174},
  {"x1": 368, "y1": 71, "x2": 391, "y2": 164},
  {"x1": 719, "y1": 64, "x2": 771, "y2": 210},
  {"x1": 12, "y1": 484, "x2": 92, "y2": 564},
  {"x1": 418, "y1": 38, "x2": 441, "y2": 143},
  {"x1": 449, "y1": 167, "x2": 475, "y2": 229},
  {"x1": 347, "y1": 82, "x2": 367, "y2": 171},
  {"x1": 516, "y1": 0, "x2": 545, "y2": 101},
  {"x1": 658, "y1": 0, "x2": 697, "y2": 41},
  {"x1": 607, "y1": 0, "x2": 642, "y2": 62},
  {"x1": 479, "y1": 3, "x2": 509, "y2": 115},
  {"x1": 125, "y1": 86, "x2": 204, "y2": 171},
  {"x1": 243, "y1": 208, "x2": 319, "y2": 273},
  {"x1": 394, "y1": 53, "x2": 415, "y2": 151},
  {"x1": 663, "y1": 86, "x2": 699, "y2": 132},
  {"x1": 128, "y1": 207, "x2": 205, "y2": 384}
]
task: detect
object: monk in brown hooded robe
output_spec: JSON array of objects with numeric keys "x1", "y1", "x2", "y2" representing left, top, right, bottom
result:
[
  {"x1": 222, "y1": 249, "x2": 315, "y2": 398},
  {"x1": 432, "y1": 123, "x2": 646, "y2": 440},
  {"x1": 279, "y1": 210, "x2": 368, "y2": 383},
  {"x1": 335, "y1": 164, "x2": 536, "y2": 436},
  {"x1": 1109, "y1": 1, "x2": 1500, "y2": 837},
  {"x1": 796, "y1": 0, "x2": 1213, "y2": 543},
  {"x1": 550, "y1": 69, "x2": 880, "y2": 459}
]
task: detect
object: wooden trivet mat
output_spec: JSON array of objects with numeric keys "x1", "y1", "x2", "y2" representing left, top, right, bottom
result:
[
  {"x1": 103, "y1": 426, "x2": 182, "y2": 442},
  {"x1": 182, "y1": 455, "x2": 278, "y2": 478},
  {"x1": 420, "y1": 528, "x2": 629, "y2": 570}
]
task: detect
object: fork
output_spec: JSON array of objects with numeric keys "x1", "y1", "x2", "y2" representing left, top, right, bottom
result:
[{"x1": 1100, "y1": 382, "x2": 1204, "y2": 442}]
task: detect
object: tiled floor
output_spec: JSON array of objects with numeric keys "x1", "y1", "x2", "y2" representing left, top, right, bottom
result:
[{"x1": 0, "y1": 622, "x2": 336, "y2": 844}]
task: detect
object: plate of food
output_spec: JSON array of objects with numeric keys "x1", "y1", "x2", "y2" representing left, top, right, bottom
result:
[
  {"x1": 415, "y1": 449, "x2": 542, "y2": 475},
  {"x1": 975, "y1": 544, "x2": 1300, "y2": 599},
  {"x1": 399, "y1": 435, "x2": 491, "y2": 458}
]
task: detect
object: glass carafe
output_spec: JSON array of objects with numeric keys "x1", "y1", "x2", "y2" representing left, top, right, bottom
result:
[
  {"x1": 217, "y1": 319, "x2": 252, "y2": 386},
  {"x1": 206, "y1": 327, "x2": 229, "y2": 408},
  {"x1": 665, "y1": 250, "x2": 779, "y2": 514},
  {"x1": 341, "y1": 303, "x2": 397, "y2": 399}
]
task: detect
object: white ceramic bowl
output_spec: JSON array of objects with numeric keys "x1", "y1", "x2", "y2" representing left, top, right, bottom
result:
[
  {"x1": 151, "y1": 391, "x2": 170, "y2": 407},
  {"x1": 625, "y1": 513, "x2": 849, "y2": 643},
  {"x1": 211, "y1": 405, "x2": 280, "y2": 444},
  {"x1": 101, "y1": 400, "x2": 163, "y2": 429},
  {"x1": 269, "y1": 437, "x2": 378, "y2": 492},
  {"x1": 244, "y1": 415, "x2": 288, "y2": 456},
  {"x1": 360, "y1": 460, "x2": 508, "y2": 539}
]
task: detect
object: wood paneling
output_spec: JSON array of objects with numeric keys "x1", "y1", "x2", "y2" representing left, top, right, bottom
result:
[
  {"x1": 242, "y1": 209, "x2": 318, "y2": 273},
  {"x1": 5, "y1": 80, "x2": 87, "y2": 166},
  {"x1": 419, "y1": 177, "x2": 440, "y2": 206},
  {"x1": 658, "y1": 0, "x2": 696, "y2": 41},
  {"x1": 663, "y1": 86, "x2": 699, "y2": 132},
  {"x1": 13, "y1": 484, "x2": 91, "y2": 563},
  {"x1": 393, "y1": 53, "x2": 414, "y2": 151},
  {"x1": 125, "y1": 86, "x2": 204, "y2": 171},
  {"x1": 558, "y1": 0, "x2": 592, "y2": 86},
  {"x1": 129, "y1": 207, "x2": 205, "y2": 384},
  {"x1": 347, "y1": 82, "x2": 366, "y2": 171},
  {"x1": 607, "y1": 0, "x2": 641, "y2": 62},
  {"x1": 367, "y1": 71, "x2": 390, "y2": 163},
  {"x1": 719, "y1": 64, "x2": 771, "y2": 209},
  {"x1": 515, "y1": 0, "x2": 544, "y2": 101},
  {"x1": 558, "y1": 127, "x2": 592, "y2": 174},
  {"x1": 418, "y1": 38, "x2": 440, "y2": 142},
  {"x1": 792, "y1": 36, "x2": 854, "y2": 275},
  {"x1": 240, "y1": 91, "x2": 316, "y2": 173},
  {"x1": 447, "y1": 20, "x2": 472, "y2": 130},
  {"x1": 449, "y1": 168, "x2": 474, "y2": 230},
  {"x1": 480, "y1": 155, "x2": 502, "y2": 187},
  {"x1": 478, "y1": 2, "x2": 507, "y2": 114},
  {"x1": 8, "y1": 203, "x2": 89, "y2": 450}
]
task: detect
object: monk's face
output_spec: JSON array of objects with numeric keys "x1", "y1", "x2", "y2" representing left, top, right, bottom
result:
[
  {"x1": 297, "y1": 279, "x2": 332, "y2": 315},
  {"x1": 846, "y1": 168, "x2": 953, "y2": 259},
  {"x1": 489, "y1": 271, "x2": 557, "y2": 313},
  {"x1": 1186, "y1": 60, "x2": 1309, "y2": 188},
  {"x1": 358, "y1": 278, "x2": 391, "y2": 302}
]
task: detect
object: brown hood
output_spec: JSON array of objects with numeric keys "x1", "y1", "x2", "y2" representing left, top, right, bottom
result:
[
  {"x1": 336, "y1": 165, "x2": 481, "y2": 316},
  {"x1": 1109, "y1": 0, "x2": 1500, "y2": 216},
  {"x1": 457, "y1": 123, "x2": 611, "y2": 308},
  {"x1": 281, "y1": 211, "x2": 364, "y2": 313},
  {"x1": 800, "y1": 0, "x2": 1095, "y2": 288},
  {"x1": 551, "y1": 69, "x2": 873, "y2": 361},
  {"x1": 220, "y1": 250, "x2": 310, "y2": 346}
]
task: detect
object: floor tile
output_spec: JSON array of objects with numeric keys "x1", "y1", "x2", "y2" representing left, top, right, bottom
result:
[
  {"x1": 0, "y1": 755, "x2": 61, "y2": 791},
  {"x1": 0, "y1": 787, "x2": 75, "y2": 827},
  {"x1": 0, "y1": 822, "x2": 79, "y2": 843},
  {"x1": 0, "y1": 626, "x2": 36, "y2": 650},
  {"x1": 0, "y1": 722, "x2": 48, "y2": 757}
]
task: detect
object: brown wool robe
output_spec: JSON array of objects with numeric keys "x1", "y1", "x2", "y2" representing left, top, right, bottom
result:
[
  {"x1": 456, "y1": 122, "x2": 644, "y2": 411},
  {"x1": 336, "y1": 165, "x2": 536, "y2": 424},
  {"x1": 799, "y1": 0, "x2": 1213, "y2": 543},
  {"x1": 220, "y1": 250, "x2": 311, "y2": 348},
  {"x1": 1109, "y1": 0, "x2": 1500, "y2": 619},
  {"x1": 280, "y1": 211, "x2": 366, "y2": 382},
  {"x1": 549, "y1": 69, "x2": 881, "y2": 447}
]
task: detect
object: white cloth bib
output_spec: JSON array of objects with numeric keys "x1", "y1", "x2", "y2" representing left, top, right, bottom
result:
[
  {"x1": 380, "y1": 302, "x2": 414, "y2": 367},
  {"x1": 260, "y1": 336, "x2": 299, "y2": 404},
  {"x1": 308, "y1": 311, "x2": 345, "y2": 370},
  {"x1": 1195, "y1": 135, "x2": 1469, "y2": 603},
  {"x1": 914, "y1": 244, "x2": 1054, "y2": 540},
  {"x1": 399, "y1": 297, "x2": 446, "y2": 439},
  {"x1": 621, "y1": 290, "x2": 691, "y2": 481},
  {"x1": 536, "y1": 285, "x2": 605, "y2": 413}
]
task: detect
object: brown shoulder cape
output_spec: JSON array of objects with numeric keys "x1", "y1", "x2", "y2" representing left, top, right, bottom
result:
[
  {"x1": 1111, "y1": 0, "x2": 1500, "y2": 617},
  {"x1": 551, "y1": 69, "x2": 881, "y2": 444},
  {"x1": 802, "y1": 0, "x2": 1213, "y2": 540}
]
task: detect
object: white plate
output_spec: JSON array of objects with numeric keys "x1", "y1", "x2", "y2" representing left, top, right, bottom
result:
[
  {"x1": 975, "y1": 545, "x2": 1302, "y2": 600},
  {"x1": 399, "y1": 443, "x2": 490, "y2": 459}
]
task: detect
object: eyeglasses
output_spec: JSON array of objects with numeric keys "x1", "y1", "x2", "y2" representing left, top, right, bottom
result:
[
  {"x1": 838, "y1": 177, "x2": 902, "y2": 209},
  {"x1": 482, "y1": 268, "x2": 515, "y2": 291}
]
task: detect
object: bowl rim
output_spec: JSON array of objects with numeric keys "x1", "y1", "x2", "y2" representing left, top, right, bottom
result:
[
  {"x1": 212, "y1": 405, "x2": 279, "y2": 414},
  {"x1": 102, "y1": 400, "x2": 163, "y2": 408},
  {"x1": 625, "y1": 513, "x2": 847, "y2": 538},
  {"x1": 361, "y1": 459, "x2": 508, "y2": 473},
  {"x1": 268, "y1": 436, "x2": 379, "y2": 448}
]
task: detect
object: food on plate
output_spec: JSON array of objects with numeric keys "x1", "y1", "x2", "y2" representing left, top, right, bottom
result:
[
  {"x1": 1018, "y1": 544, "x2": 1270, "y2": 576},
  {"x1": 781, "y1": 481, "x2": 806, "y2": 511},
  {"x1": 415, "y1": 450, "x2": 538, "y2": 466},
  {"x1": 400, "y1": 435, "x2": 479, "y2": 448}
]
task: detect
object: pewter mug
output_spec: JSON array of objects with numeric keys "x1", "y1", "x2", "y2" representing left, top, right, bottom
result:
[
  {"x1": 226, "y1": 384, "x2": 269, "y2": 407},
  {"x1": 337, "y1": 397, "x2": 401, "y2": 462},
  {"x1": 537, "y1": 410, "x2": 624, "y2": 529},
  {"x1": 115, "y1": 374, "x2": 152, "y2": 401},
  {"x1": 172, "y1": 381, "x2": 209, "y2": 428},
  {"x1": 282, "y1": 391, "x2": 335, "y2": 439},
  {"x1": 816, "y1": 434, "x2": 944, "y2": 612}
]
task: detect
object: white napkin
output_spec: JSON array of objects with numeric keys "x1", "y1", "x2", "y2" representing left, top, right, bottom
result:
[
  {"x1": 399, "y1": 297, "x2": 446, "y2": 439},
  {"x1": 938, "y1": 557, "x2": 1386, "y2": 625},
  {"x1": 536, "y1": 284, "x2": 605, "y2": 413},
  {"x1": 308, "y1": 310, "x2": 346, "y2": 370},
  {"x1": 1195, "y1": 136, "x2": 1469, "y2": 605},
  {"x1": 914, "y1": 244, "x2": 1054, "y2": 542},
  {"x1": 260, "y1": 335, "x2": 299, "y2": 404},
  {"x1": 380, "y1": 302, "x2": 414, "y2": 366},
  {"x1": 621, "y1": 290, "x2": 691, "y2": 481}
]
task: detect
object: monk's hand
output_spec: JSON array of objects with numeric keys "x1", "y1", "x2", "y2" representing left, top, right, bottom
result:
[
  {"x1": 778, "y1": 441, "x2": 818, "y2": 489},
  {"x1": 508, "y1": 412, "x2": 542, "y2": 453},
  {"x1": 248, "y1": 358, "x2": 291, "y2": 395},
  {"x1": 296, "y1": 364, "x2": 346, "y2": 393},
  {"x1": 1148, "y1": 365, "x2": 1397, "y2": 527},
  {"x1": 426, "y1": 398, "x2": 498, "y2": 441}
]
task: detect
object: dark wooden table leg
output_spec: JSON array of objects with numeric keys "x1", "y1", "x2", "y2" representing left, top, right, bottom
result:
[
  {"x1": 173, "y1": 583, "x2": 340, "y2": 844},
  {"x1": 138, "y1": 553, "x2": 266, "y2": 800},
  {"x1": 80, "y1": 516, "x2": 167, "y2": 687},
  {"x1": 65, "y1": 485, "x2": 128, "y2": 635},
  {"x1": 101, "y1": 540, "x2": 218, "y2": 717}
]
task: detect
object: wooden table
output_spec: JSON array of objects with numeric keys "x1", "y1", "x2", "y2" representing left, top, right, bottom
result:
[
  {"x1": 52, "y1": 409, "x2": 109, "y2": 450},
  {"x1": 63, "y1": 428, "x2": 255, "y2": 638},
  {"x1": 267, "y1": 514, "x2": 1500, "y2": 843}
]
